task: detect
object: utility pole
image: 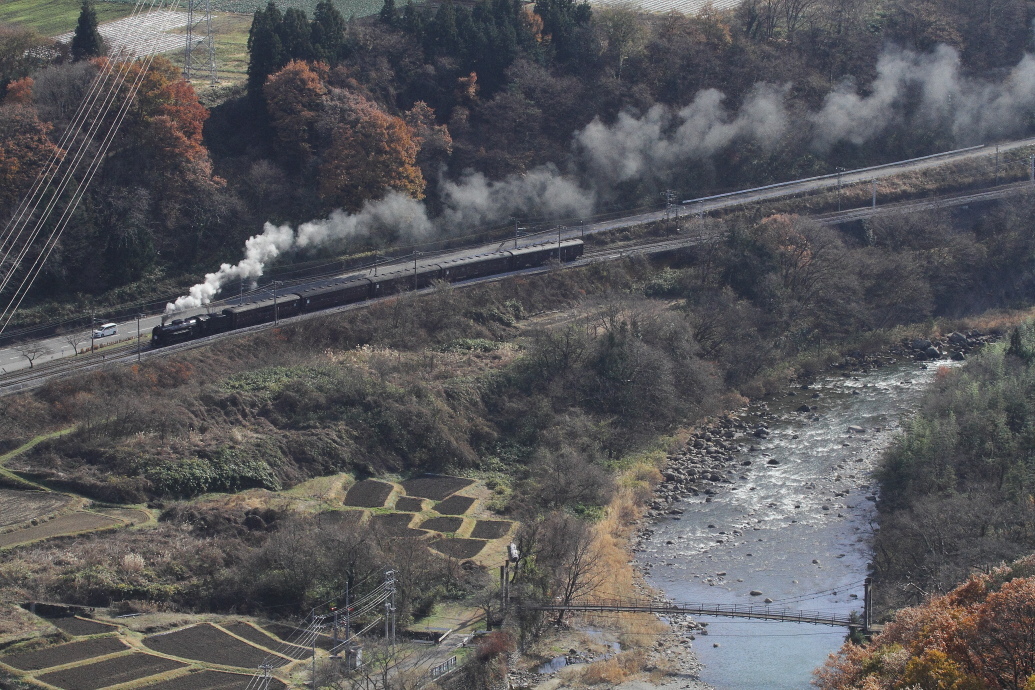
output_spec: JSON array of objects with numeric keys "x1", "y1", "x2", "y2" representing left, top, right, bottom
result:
[
  {"x1": 871, "y1": 180, "x2": 877, "y2": 209},
  {"x1": 136, "y1": 312, "x2": 144, "y2": 361},
  {"x1": 835, "y1": 167, "x2": 848, "y2": 212},
  {"x1": 272, "y1": 281, "x2": 280, "y2": 324},
  {"x1": 661, "y1": 189, "x2": 675, "y2": 219},
  {"x1": 89, "y1": 313, "x2": 95, "y2": 353},
  {"x1": 557, "y1": 226, "x2": 562, "y2": 262},
  {"x1": 863, "y1": 578, "x2": 872, "y2": 632}
]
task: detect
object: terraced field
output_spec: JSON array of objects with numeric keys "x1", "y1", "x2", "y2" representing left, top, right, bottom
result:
[
  {"x1": 0, "y1": 489, "x2": 72, "y2": 529},
  {"x1": 36, "y1": 652, "x2": 185, "y2": 690},
  {"x1": 143, "y1": 623, "x2": 288, "y2": 669},
  {"x1": 0, "y1": 511, "x2": 122, "y2": 549}
]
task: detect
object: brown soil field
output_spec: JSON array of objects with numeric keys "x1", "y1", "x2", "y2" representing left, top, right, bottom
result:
[
  {"x1": 393, "y1": 496, "x2": 425, "y2": 511},
  {"x1": 469, "y1": 520, "x2": 513, "y2": 540},
  {"x1": 1, "y1": 636, "x2": 128, "y2": 671},
  {"x1": 138, "y1": 669, "x2": 286, "y2": 689},
  {"x1": 0, "y1": 490, "x2": 73, "y2": 529},
  {"x1": 0, "y1": 512, "x2": 121, "y2": 549},
  {"x1": 370, "y1": 513, "x2": 427, "y2": 538},
  {"x1": 316, "y1": 510, "x2": 364, "y2": 528},
  {"x1": 430, "y1": 538, "x2": 487, "y2": 560},
  {"x1": 342, "y1": 480, "x2": 394, "y2": 508},
  {"x1": 400, "y1": 476, "x2": 474, "y2": 501},
  {"x1": 47, "y1": 617, "x2": 118, "y2": 636},
  {"x1": 36, "y1": 652, "x2": 186, "y2": 690},
  {"x1": 143, "y1": 623, "x2": 286, "y2": 669},
  {"x1": 419, "y1": 516, "x2": 463, "y2": 533},
  {"x1": 431, "y1": 495, "x2": 476, "y2": 515},
  {"x1": 219, "y1": 622, "x2": 287, "y2": 653}
]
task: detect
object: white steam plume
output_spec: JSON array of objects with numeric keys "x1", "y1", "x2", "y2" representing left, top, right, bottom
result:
[
  {"x1": 170, "y1": 44, "x2": 1035, "y2": 314},
  {"x1": 167, "y1": 174, "x2": 592, "y2": 313},
  {"x1": 812, "y1": 45, "x2": 1035, "y2": 149},
  {"x1": 576, "y1": 83, "x2": 790, "y2": 188}
]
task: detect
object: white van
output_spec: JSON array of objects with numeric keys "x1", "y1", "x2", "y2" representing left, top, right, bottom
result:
[{"x1": 93, "y1": 323, "x2": 117, "y2": 338}]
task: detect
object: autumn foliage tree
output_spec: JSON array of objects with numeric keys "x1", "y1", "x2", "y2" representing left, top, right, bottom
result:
[
  {"x1": 816, "y1": 558, "x2": 1035, "y2": 690},
  {"x1": 0, "y1": 104, "x2": 60, "y2": 221},
  {"x1": 319, "y1": 105, "x2": 425, "y2": 211},
  {"x1": 263, "y1": 59, "x2": 328, "y2": 164}
]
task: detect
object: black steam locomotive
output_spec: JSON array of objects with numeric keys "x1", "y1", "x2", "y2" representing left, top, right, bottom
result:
[{"x1": 152, "y1": 239, "x2": 585, "y2": 347}]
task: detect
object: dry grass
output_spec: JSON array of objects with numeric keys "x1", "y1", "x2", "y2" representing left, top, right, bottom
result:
[{"x1": 579, "y1": 649, "x2": 648, "y2": 685}]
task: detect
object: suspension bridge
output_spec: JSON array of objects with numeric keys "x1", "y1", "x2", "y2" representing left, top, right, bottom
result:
[{"x1": 513, "y1": 578, "x2": 877, "y2": 632}]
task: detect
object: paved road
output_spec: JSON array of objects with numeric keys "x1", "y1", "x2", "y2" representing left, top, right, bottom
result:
[{"x1": 2, "y1": 137, "x2": 1034, "y2": 376}]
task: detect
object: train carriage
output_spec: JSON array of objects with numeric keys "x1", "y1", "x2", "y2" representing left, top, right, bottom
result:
[
  {"x1": 299, "y1": 277, "x2": 372, "y2": 313},
  {"x1": 223, "y1": 294, "x2": 302, "y2": 329}
]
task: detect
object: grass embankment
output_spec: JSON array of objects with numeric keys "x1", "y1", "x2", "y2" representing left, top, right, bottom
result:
[{"x1": 0, "y1": 0, "x2": 135, "y2": 36}]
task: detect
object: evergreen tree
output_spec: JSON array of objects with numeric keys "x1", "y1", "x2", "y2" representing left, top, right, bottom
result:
[
  {"x1": 247, "y1": 1, "x2": 285, "y2": 95},
  {"x1": 379, "y1": 0, "x2": 398, "y2": 27},
  {"x1": 311, "y1": 1, "x2": 348, "y2": 63},
  {"x1": 70, "y1": 0, "x2": 105, "y2": 62},
  {"x1": 533, "y1": 0, "x2": 591, "y2": 62},
  {"x1": 279, "y1": 8, "x2": 314, "y2": 62}
]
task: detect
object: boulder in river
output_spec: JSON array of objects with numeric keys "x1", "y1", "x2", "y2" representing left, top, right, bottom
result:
[
  {"x1": 847, "y1": 425, "x2": 865, "y2": 433},
  {"x1": 749, "y1": 590, "x2": 763, "y2": 596},
  {"x1": 797, "y1": 404, "x2": 811, "y2": 413}
]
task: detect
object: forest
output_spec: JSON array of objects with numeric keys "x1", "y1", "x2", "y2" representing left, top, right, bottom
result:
[{"x1": 1, "y1": 0, "x2": 1034, "y2": 318}]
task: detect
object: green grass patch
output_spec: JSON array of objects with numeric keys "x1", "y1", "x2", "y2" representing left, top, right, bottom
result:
[{"x1": 0, "y1": 0, "x2": 136, "y2": 37}]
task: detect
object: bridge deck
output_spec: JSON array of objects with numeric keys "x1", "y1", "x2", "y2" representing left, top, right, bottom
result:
[{"x1": 523, "y1": 600, "x2": 857, "y2": 628}]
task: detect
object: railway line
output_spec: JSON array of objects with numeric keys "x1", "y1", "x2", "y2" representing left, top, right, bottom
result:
[{"x1": 2, "y1": 138, "x2": 1035, "y2": 394}]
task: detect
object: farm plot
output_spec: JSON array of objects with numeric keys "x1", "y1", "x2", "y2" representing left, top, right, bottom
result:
[
  {"x1": 1, "y1": 636, "x2": 128, "y2": 671},
  {"x1": 0, "y1": 490, "x2": 72, "y2": 529},
  {"x1": 432, "y1": 495, "x2": 475, "y2": 515},
  {"x1": 36, "y1": 652, "x2": 185, "y2": 690},
  {"x1": 0, "y1": 511, "x2": 121, "y2": 549},
  {"x1": 393, "y1": 496, "x2": 424, "y2": 511},
  {"x1": 470, "y1": 520, "x2": 513, "y2": 540},
  {"x1": 47, "y1": 617, "x2": 118, "y2": 636},
  {"x1": 400, "y1": 476, "x2": 473, "y2": 501},
  {"x1": 343, "y1": 480, "x2": 394, "y2": 508},
  {"x1": 138, "y1": 669, "x2": 285, "y2": 689},
  {"x1": 143, "y1": 624, "x2": 286, "y2": 669},
  {"x1": 370, "y1": 513, "x2": 426, "y2": 538},
  {"x1": 419, "y1": 517, "x2": 463, "y2": 533},
  {"x1": 53, "y1": 10, "x2": 190, "y2": 56},
  {"x1": 430, "y1": 538, "x2": 486, "y2": 560},
  {"x1": 219, "y1": 622, "x2": 303, "y2": 657}
]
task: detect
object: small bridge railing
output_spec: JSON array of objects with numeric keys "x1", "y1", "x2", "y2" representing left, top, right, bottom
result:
[{"x1": 521, "y1": 597, "x2": 857, "y2": 628}]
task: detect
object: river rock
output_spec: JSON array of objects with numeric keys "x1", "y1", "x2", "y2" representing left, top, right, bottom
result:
[
  {"x1": 749, "y1": 590, "x2": 763, "y2": 596},
  {"x1": 847, "y1": 425, "x2": 865, "y2": 433},
  {"x1": 912, "y1": 338, "x2": 932, "y2": 350},
  {"x1": 797, "y1": 404, "x2": 811, "y2": 413},
  {"x1": 948, "y1": 332, "x2": 968, "y2": 346},
  {"x1": 952, "y1": 351, "x2": 965, "y2": 361}
]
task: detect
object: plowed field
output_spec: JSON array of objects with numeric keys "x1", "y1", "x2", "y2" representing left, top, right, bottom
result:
[
  {"x1": 470, "y1": 520, "x2": 513, "y2": 539},
  {"x1": 0, "y1": 511, "x2": 121, "y2": 549},
  {"x1": 143, "y1": 624, "x2": 285, "y2": 668},
  {"x1": 137, "y1": 669, "x2": 285, "y2": 689},
  {"x1": 48, "y1": 617, "x2": 118, "y2": 636},
  {"x1": 430, "y1": 538, "x2": 486, "y2": 559},
  {"x1": 400, "y1": 476, "x2": 473, "y2": 501},
  {"x1": 432, "y1": 495, "x2": 475, "y2": 515},
  {"x1": 342, "y1": 480, "x2": 393, "y2": 507},
  {"x1": 36, "y1": 652, "x2": 185, "y2": 690},
  {"x1": 1, "y1": 636, "x2": 127, "y2": 671},
  {"x1": 0, "y1": 490, "x2": 72, "y2": 528}
]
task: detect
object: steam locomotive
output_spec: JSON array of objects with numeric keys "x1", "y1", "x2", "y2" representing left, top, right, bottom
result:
[{"x1": 151, "y1": 239, "x2": 585, "y2": 347}]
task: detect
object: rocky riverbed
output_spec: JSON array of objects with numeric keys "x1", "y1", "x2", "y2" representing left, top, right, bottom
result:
[{"x1": 630, "y1": 330, "x2": 996, "y2": 690}]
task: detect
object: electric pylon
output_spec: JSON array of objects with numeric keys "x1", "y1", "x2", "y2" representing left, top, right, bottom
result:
[{"x1": 184, "y1": 0, "x2": 217, "y2": 84}]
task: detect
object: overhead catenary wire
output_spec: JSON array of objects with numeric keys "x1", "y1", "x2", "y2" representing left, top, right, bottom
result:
[
  {"x1": 0, "y1": 0, "x2": 183, "y2": 332},
  {"x1": 0, "y1": 0, "x2": 163, "y2": 268}
]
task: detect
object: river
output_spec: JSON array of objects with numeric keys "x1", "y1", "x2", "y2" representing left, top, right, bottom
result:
[{"x1": 637, "y1": 360, "x2": 952, "y2": 689}]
